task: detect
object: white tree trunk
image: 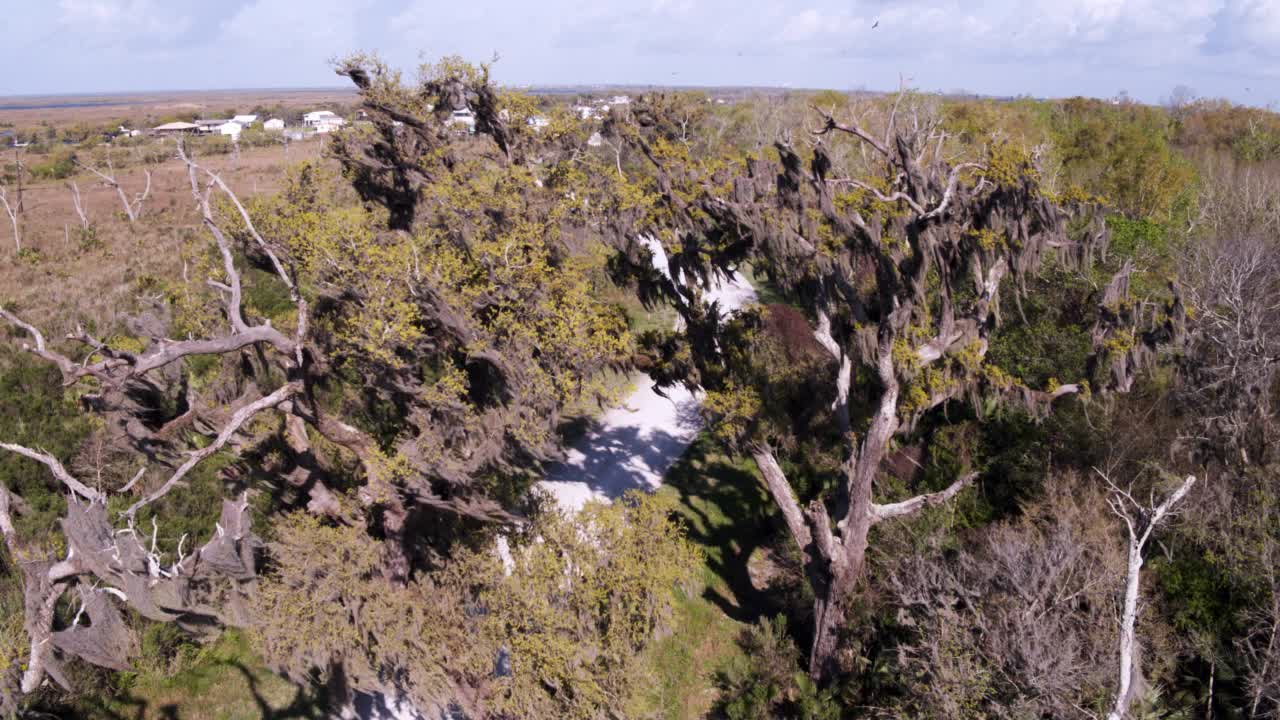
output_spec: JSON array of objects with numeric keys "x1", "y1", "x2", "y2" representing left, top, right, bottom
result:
[
  {"x1": 1108, "y1": 542, "x2": 1145, "y2": 720},
  {"x1": 1105, "y1": 474, "x2": 1196, "y2": 720},
  {"x1": 0, "y1": 186, "x2": 19, "y2": 252}
]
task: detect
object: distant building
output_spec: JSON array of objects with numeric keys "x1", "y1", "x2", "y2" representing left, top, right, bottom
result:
[
  {"x1": 304, "y1": 110, "x2": 346, "y2": 133},
  {"x1": 152, "y1": 122, "x2": 199, "y2": 135},
  {"x1": 195, "y1": 119, "x2": 229, "y2": 133},
  {"x1": 263, "y1": 118, "x2": 285, "y2": 131},
  {"x1": 232, "y1": 114, "x2": 258, "y2": 125},
  {"x1": 303, "y1": 110, "x2": 339, "y2": 126},
  {"x1": 446, "y1": 108, "x2": 476, "y2": 133},
  {"x1": 611, "y1": 95, "x2": 630, "y2": 105},
  {"x1": 218, "y1": 121, "x2": 243, "y2": 139}
]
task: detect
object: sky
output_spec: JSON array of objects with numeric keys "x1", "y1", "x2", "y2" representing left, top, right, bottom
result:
[{"x1": 2, "y1": 0, "x2": 1277, "y2": 105}]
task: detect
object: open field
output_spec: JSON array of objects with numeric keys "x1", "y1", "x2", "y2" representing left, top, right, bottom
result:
[{"x1": 0, "y1": 137, "x2": 328, "y2": 333}]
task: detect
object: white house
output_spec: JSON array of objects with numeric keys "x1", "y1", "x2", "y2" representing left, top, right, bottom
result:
[
  {"x1": 152, "y1": 121, "x2": 199, "y2": 135},
  {"x1": 574, "y1": 105, "x2": 603, "y2": 121},
  {"x1": 218, "y1": 121, "x2": 243, "y2": 139},
  {"x1": 263, "y1": 118, "x2": 285, "y2": 131},
  {"x1": 303, "y1": 110, "x2": 338, "y2": 126},
  {"x1": 610, "y1": 95, "x2": 630, "y2": 105},
  {"x1": 304, "y1": 110, "x2": 346, "y2": 133},
  {"x1": 232, "y1": 114, "x2": 258, "y2": 125},
  {"x1": 446, "y1": 108, "x2": 476, "y2": 133},
  {"x1": 315, "y1": 118, "x2": 346, "y2": 133},
  {"x1": 195, "y1": 119, "x2": 228, "y2": 133}
]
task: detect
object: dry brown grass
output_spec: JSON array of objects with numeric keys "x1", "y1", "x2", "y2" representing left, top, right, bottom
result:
[{"x1": 0, "y1": 138, "x2": 332, "y2": 335}]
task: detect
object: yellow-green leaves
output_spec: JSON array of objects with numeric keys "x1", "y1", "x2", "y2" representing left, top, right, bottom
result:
[{"x1": 253, "y1": 493, "x2": 700, "y2": 720}]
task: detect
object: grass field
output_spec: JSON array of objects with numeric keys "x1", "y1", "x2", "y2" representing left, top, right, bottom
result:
[
  {"x1": 78, "y1": 631, "x2": 327, "y2": 720},
  {"x1": 629, "y1": 434, "x2": 795, "y2": 719},
  {"x1": 0, "y1": 138, "x2": 327, "y2": 334}
]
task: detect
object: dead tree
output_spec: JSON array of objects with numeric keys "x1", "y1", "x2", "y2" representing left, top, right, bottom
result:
[
  {"x1": 1179, "y1": 232, "x2": 1279, "y2": 466},
  {"x1": 1100, "y1": 471, "x2": 1196, "y2": 720},
  {"x1": 605, "y1": 92, "x2": 1183, "y2": 681},
  {"x1": 67, "y1": 180, "x2": 90, "y2": 231},
  {"x1": 0, "y1": 184, "x2": 18, "y2": 252},
  {"x1": 74, "y1": 157, "x2": 150, "y2": 223}
]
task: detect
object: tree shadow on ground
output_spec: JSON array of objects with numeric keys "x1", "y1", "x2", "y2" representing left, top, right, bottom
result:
[
  {"x1": 662, "y1": 433, "x2": 793, "y2": 625},
  {"x1": 227, "y1": 661, "x2": 331, "y2": 719},
  {"x1": 66, "y1": 659, "x2": 332, "y2": 720},
  {"x1": 545, "y1": 421, "x2": 701, "y2": 501}
]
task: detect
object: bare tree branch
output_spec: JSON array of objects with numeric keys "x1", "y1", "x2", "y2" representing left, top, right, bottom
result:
[
  {"x1": 67, "y1": 180, "x2": 89, "y2": 231},
  {"x1": 869, "y1": 472, "x2": 979, "y2": 524},
  {"x1": 750, "y1": 443, "x2": 814, "y2": 551},
  {"x1": 811, "y1": 107, "x2": 890, "y2": 156},
  {"x1": 74, "y1": 158, "x2": 148, "y2": 223},
  {"x1": 0, "y1": 184, "x2": 19, "y2": 252},
  {"x1": 123, "y1": 381, "x2": 300, "y2": 518},
  {"x1": 0, "y1": 444, "x2": 105, "y2": 503},
  {"x1": 1099, "y1": 471, "x2": 1196, "y2": 720}
]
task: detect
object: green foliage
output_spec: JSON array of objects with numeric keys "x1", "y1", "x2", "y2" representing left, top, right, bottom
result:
[
  {"x1": 1173, "y1": 97, "x2": 1280, "y2": 163},
  {"x1": 26, "y1": 149, "x2": 75, "y2": 180},
  {"x1": 252, "y1": 491, "x2": 700, "y2": 718},
  {"x1": 480, "y1": 492, "x2": 702, "y2": 719},
  {"x1": 135, "y1": 622, "x2": 199, "y2": 677},
  {"x1": 808, "y1": 90, "x2": 847, "y2": 114},
  {"x1": 987, "y1": 270, "x2": 1094, "y2": 389},
  {"x1": 716, "y1": 616, "x2": 839, "y2": 720},
  {"x1": 92, "y1": 630, "x2": 326, "y2": 720},
  {"x1": 1049, "y1": 98, "x2": 1196, "y2": 221},
  {"x1": 1153, "y1": 550, "x2": 1249, "y2": 637},
  {"x1": 0, "y1": 347, "x2": 92, "y2": 541}
]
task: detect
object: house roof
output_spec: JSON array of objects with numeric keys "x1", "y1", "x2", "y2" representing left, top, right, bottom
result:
[{"x1": 153, "y1": 122, "x2": 199, "y2": 131}]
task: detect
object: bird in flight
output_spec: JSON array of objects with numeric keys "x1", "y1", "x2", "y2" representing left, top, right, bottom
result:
[{"x1": 872, "y1": 19, "x2": 880, "y2": 28}]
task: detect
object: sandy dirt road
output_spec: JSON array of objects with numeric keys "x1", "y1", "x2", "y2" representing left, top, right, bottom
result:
[{"x1": 538, "y1": 238, "x2": 757, "y2": 510}]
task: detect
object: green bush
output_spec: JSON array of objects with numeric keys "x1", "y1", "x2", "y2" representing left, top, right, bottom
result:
[
  {"x1": 716, "y1": 616, "x2": 839, "y2": 720},
  {"x1": 0, "y1": 347, "x2": 92, "y2": 540},
  {"x1": 27, "y1": 150, "x2": 75, "y2": 180}
]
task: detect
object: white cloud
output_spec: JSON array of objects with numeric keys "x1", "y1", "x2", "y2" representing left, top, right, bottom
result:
[
  {"x1": 1205, "y1": 0, "x2": 1280, "y2": 59},
  {"x1": 57, "y1": 0, "x2": 193, "y2": 43},
  {"x1": 222, "y1": 0, "x2": 370, "y2": 50},
  {"x1": 2, "y1": 0, "x2": 1278, "y2": 102}
]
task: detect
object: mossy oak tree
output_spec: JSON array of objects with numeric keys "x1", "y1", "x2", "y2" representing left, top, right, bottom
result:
[
  {"x1": 0, "y1": 56, "x2": 629, "y2": 707},
  {"x1": 603, "y1": 91, "x2": 1183, "y2": 681}
]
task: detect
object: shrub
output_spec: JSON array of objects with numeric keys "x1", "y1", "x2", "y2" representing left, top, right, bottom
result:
[{"x1": 716, "y1": 616, "x2": 839, "y2": 720}]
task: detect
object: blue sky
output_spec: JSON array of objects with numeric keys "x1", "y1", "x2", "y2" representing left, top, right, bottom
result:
[{"x1": 2, "y1": 0, "x2": 1277, "y2": 105}]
